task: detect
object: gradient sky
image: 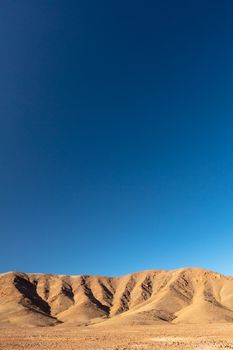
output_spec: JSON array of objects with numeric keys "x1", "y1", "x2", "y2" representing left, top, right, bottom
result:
[{"x1": 1, "y1": 1, "x2": 233, "y2": 276}]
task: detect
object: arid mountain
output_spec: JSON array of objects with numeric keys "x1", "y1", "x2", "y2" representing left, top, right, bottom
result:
[{"x1": 1, "y1": 268, "x2": 233, "y2": 327}]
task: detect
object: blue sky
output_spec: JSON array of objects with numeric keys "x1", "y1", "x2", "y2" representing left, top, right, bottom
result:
[{"x1": 1, "y1": 1, "x2": 233, "y2": 276}]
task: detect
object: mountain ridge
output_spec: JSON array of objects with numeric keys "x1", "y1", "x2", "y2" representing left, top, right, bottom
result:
[{"x1": 1, "y1": 267, "x2": 233, "y2": 327}]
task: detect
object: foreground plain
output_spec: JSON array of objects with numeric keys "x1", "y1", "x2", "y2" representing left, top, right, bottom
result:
[{"x1": 1, "y1": 324, "x2": 233, "y2": 349}]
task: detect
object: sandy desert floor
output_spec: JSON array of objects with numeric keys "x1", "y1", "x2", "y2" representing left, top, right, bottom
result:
[{"x1": 1, "y1": 324, "x2": 233, "y2": 350}]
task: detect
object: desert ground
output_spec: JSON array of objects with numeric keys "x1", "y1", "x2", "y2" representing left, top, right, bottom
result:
[{"x1": 1, "y1": 323, "x2": 233, "y2": 350}]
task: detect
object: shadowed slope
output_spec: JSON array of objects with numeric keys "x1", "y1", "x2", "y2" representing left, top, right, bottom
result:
[{"x1": 0, "y1": 272, "x2": 58, "y2": 326}]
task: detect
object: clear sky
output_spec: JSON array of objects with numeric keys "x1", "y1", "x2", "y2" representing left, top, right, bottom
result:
[{"x1": 1, "y1": 1, "x2": 233, "y2": 276}]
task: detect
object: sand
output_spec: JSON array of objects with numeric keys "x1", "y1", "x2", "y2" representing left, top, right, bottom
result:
[{"x1": 1, "y1": 324, "x2": 233, "y2": 349}]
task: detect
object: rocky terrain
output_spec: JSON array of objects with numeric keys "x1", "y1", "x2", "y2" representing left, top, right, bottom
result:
[{"x1": 1, "y1": 323, "x2": 233, "y2": 349}]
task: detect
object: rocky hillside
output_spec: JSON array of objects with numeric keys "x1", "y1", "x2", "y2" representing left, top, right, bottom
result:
[{"x1": 1, "y1": 268, "x2": 233, "y2": 326}]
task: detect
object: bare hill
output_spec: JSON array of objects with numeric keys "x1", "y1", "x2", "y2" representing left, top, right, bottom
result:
[{"x1": 1, "y1": 268, "x2": 233, "y2": 326}]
